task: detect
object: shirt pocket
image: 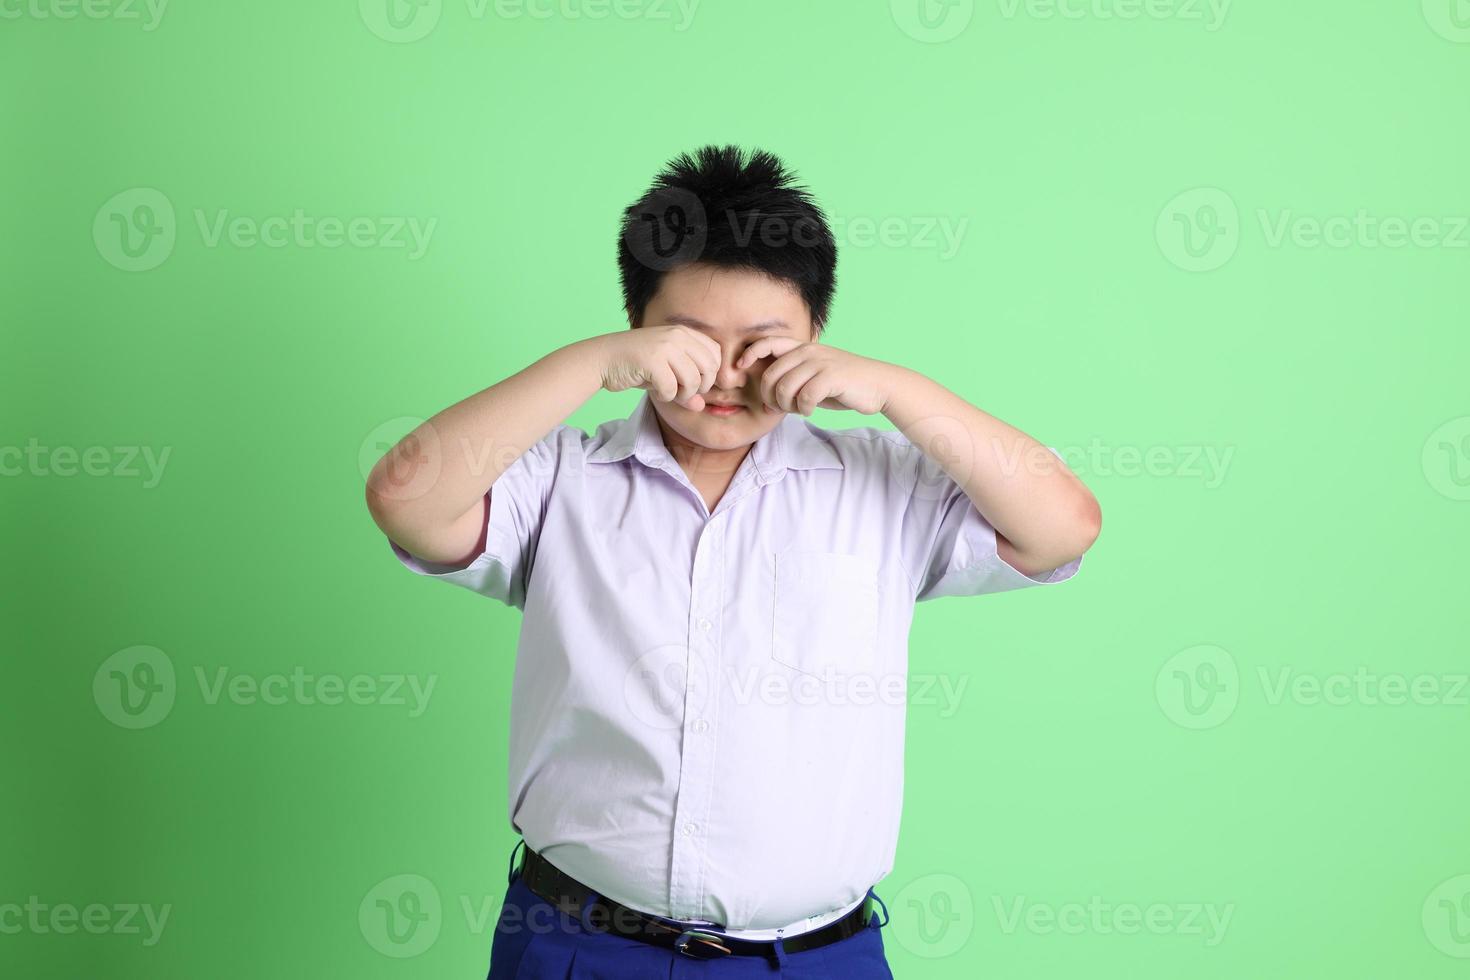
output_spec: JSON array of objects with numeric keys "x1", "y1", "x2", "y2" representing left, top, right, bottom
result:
[{"x1": 771, "y1": 549, "x2": 881, "y2": 677}]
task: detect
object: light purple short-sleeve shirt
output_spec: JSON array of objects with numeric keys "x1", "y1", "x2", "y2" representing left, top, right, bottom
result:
[{"x1": 389, "y1": 390, "x2": 1081, "y2": 934}]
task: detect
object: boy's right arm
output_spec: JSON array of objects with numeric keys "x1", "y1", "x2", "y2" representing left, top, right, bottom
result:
[
  {"x1": 364, "y1": 327, "x2": 722, "y2": 567},
  {"x1": 364, "y1": 335, "x2": 611, "y2": 567}
]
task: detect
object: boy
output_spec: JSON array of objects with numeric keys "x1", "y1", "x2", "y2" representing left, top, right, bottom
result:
[{"x1": 364, "y1": 145, "x2": 1100, "y2": 978}]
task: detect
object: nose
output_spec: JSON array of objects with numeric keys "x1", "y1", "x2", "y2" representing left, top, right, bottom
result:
[{"x1": 714, "y1": 341, "x2": 752, "y2": 391}]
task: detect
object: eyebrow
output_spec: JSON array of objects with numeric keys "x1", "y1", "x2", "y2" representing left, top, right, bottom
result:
[{"x1": 662, "y1": 314, "x2": 789, "y2": 334}]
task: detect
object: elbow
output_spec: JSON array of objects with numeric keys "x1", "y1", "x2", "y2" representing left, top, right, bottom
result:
[
  {"x1": 999, "y1": 492, "x2": 1101, "y2": 577},
  {"x1": 1063, "y1": 493, "x2": 1102, "y2": 561},
  {"x1": 364, "y1": 458, "x2": 411, "y2": 530},
  {"x1": 1043, "y1": 494, "x2": 1102, "y2": 571},
  {"x1": 364, "y1": 477, "x2": 396, "y2": 533},
  {"x1": 1077, "y1": 493, "x2": 1102, "y2": 550}
]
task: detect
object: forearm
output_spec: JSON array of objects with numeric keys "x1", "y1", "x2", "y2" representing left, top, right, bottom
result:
[
  {"x1": 365, "y1": 334, "x2": 610, "y2": 532},
  {"x1": 879, "y1": 365, "x2": 1100, "y2": 569}
]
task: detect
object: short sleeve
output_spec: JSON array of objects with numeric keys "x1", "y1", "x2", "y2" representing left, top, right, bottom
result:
[
  {"x1": 388, "y1": 424, "x2": 572, "y2": 609},
  {"x1": 900, "y1": 443, "x2": 1083, "y2": 603}
]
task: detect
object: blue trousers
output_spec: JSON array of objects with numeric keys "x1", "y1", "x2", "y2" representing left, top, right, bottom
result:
[{"x1": 487, "y1": 845, "x2": 896, "y2": 979}]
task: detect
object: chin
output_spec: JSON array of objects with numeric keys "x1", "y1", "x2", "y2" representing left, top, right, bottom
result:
[{"x1": 689, "y1": 417, "x2": 751, "y2": 445}]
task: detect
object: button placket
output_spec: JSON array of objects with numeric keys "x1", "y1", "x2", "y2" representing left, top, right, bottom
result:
[{"x1": 667, "y1": 519, "x2": 726, "y2": 920}]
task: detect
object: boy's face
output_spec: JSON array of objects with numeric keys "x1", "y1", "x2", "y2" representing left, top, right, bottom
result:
[{"x1": 638, "y1": 262, "x2": 815, "y2": 458}]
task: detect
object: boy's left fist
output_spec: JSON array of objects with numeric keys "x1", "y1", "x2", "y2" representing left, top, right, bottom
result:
[{"x1": 736, "y1": 338, "x2": 893, "y2": 417}]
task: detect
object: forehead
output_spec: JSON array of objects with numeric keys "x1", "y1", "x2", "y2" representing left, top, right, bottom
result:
[{"x1": 646, "y1": 263, "x2": 812, "y2": 337}]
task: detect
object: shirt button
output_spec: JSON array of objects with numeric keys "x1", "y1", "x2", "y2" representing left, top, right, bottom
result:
[
  {"x1": 698, "y1": 618, "x2": 712, "y2": 631},
  {"x1": 683, "y1": 823, "x2": 699, "y2": 836},
  {"x1": 692, "y1": 719, "x2": 709, "y2": 734}
]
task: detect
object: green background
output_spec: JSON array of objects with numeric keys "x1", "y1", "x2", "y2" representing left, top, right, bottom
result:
[{"x1": 3, "y1": 0, "x2": 1468, "y2": 977}]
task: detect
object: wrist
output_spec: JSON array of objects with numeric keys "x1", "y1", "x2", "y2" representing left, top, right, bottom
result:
[
  {"x1": 874, "y1": 361, "x2": 915, "y2": 417},
  {"x1": 572, "y1": 331, "x2": 621, "y2": 388}
]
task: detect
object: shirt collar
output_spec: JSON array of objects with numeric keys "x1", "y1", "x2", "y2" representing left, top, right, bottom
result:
[{"x1": 586, "y1": 389, "x2": 843, "y2": 478}]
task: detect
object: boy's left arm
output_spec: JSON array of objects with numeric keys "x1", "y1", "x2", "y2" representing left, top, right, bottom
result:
[
  {"x1": 741, "y1": 338, "x2": 1102, "y2": 577},
  {"x1": 875, "y1": 363, "x2": 1101, "y2": 576}
]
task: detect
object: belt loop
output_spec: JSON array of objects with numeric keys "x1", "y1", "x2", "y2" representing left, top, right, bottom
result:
[
  {"x1": 769, "y1": 935, "x2": 788, "y2": 970},
  {"x1": 865, "y1": 887, "x2": 890, "y2": 929},
  {"x1": 506, "y1": 839, "x2": 526, "y2": 886}
]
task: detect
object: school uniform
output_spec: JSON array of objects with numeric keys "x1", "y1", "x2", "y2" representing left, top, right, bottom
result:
[{"x1": 387, "y1": 390, "x2": 1082, "y2": 976}]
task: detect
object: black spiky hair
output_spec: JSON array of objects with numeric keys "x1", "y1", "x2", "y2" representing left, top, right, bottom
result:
[{"x1": 617, "y1": 144, "x2": 838, "y2": 335}]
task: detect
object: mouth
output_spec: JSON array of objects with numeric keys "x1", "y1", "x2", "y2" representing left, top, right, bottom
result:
[{"x1": 702, "y1": 402, "x2": 747, "y2": 416}]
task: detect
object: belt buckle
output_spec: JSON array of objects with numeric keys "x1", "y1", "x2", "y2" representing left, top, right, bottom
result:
[{"x1": 673, "y1": 928, "x2": 732, "y2": 959}]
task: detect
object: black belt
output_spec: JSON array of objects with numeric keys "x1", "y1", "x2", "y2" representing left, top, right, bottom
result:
[{"x1": 513, "y1": 843, "x2": 878, "y2": 960}]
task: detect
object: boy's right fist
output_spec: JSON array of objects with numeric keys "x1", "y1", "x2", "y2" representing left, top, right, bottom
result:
[{"x1": 597, "y1": 325, "x2": 723, "y2": 413}]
